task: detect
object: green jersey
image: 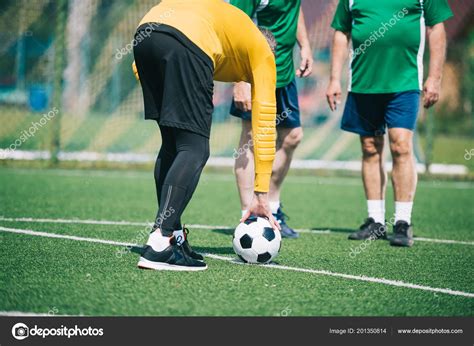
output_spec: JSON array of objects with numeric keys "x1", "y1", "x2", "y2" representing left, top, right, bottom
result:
[
  {"x1": 331, "y1": 0, "x2": 453, "y2": 93},
  {"x1": 230, "y1": 0, "x2": 300, "y2": 88}
]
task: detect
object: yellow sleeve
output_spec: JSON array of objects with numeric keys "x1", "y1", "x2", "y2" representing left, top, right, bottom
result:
[
  {"x1": 132, "y1": 61, "x2": 139, "y2": 81},
  {"x1": 251, "y1": 54, "x2": 277, "y2": 192}
]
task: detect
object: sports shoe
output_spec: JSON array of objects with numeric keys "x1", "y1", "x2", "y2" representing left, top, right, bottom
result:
[
  {"x1": 348, "y1": 218, "x2": 387, "y2": 240},
  {"x1": 274, "y1": 206, "x2": 299, "y2": 239},
  {"x1": 149, "y1": 224, "x2": 204, "y2": 261},
  {"x1": 137, "y1": 236, "x2": 207, "y2": 271},
  {"x1": 182, "y1": 227, "x2": 204, "y2": 261},
  {"x1": 389, "y1": 221, "x2": 414, "y2": 247}
]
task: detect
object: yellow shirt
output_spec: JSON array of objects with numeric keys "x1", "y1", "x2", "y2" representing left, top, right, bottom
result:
[{"x1": 134, "y1": 0, "x2": 277, "y2": 192}]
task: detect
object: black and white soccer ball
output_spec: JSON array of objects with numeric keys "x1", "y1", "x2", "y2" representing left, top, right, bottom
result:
[{"x1": 233, "y1": 217, "x2": 281, "y2": 264}]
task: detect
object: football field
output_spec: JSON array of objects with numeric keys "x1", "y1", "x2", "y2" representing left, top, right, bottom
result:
[{"x1": 0, "y1": 167, "x2": 473, "y2": 316}]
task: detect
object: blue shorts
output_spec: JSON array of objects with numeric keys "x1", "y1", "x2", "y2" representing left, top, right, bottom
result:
[
  {"x1": 230, "y1": 78, "x2": 301, "y2": 128},
  {"x1": 341, "y1": 91, "x2": 421, "y2": 136}
]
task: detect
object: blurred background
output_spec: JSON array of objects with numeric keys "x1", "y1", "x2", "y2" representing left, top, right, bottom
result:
[{"x1": 0, "y1": 0, "x2": 472, "y2": 175}]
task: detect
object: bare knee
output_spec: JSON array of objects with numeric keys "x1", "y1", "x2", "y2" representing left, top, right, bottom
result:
[
  {"x1": 390, "y1": 138, "x2": 412, "y2": 162},
  {"x1": 280, "y1": 127, "x2": 303, "y2": 152},
  {"x1": 361, "y1": 136, "x2": 383, "y2": 161}
]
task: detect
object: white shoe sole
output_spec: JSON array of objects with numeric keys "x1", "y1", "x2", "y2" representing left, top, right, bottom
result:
[{"x1": 137, "y1": 257, "x2": 207, "y2": 271}]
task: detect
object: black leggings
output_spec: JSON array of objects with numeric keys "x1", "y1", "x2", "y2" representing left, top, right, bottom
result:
[{"x1": 154, "y1": 125, "x2": 209, "y2": 235}]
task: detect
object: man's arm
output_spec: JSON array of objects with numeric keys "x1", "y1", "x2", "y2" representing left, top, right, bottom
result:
[
  {"x1": 326, "y1": 30, "x2": 350, "y2": 111},
  {"x1": 229, "y1": 0, "x2": 260, "y2": 112},
  {"x1": 296, "y1": 7, "x2": 313, "y2": 78},
  {"x1": 423, "y1": 23, "x2": 447, "y2": 108},
  {"x1": 240, "y1": 54, "x2": 280, "y2": 230}
]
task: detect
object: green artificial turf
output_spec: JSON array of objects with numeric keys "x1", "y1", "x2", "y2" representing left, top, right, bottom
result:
[{"x1": 0, "y1": 167, "x2": 473, "y2": 316}]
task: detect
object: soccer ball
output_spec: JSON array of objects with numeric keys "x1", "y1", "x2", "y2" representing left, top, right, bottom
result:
[{"x1": 233, "y1": 217, "x2": 281, "y2": 264}]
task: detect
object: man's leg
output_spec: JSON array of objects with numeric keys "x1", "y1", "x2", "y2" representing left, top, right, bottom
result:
[
  {"x1": 155, "y1": 127, "x2": 210, "y2": 234},
  {"x1": 389, "y1": 128, "x2": 417, "y2": 206},
  {"x1": 348, "y1": 135, "x2": 388, "y2": 240},
  {"x1": 388, "y1": 127, "x2": 417, "y2": 234},
  {"x1": 154, "y1": 124, "x2": 177, "y2": 209},
  {"x1": 234, "y1": 119, "x2": 254, "y2": 215},
  {"x1": 268, "y1": 126, "x2": 304, "y2": 205},
  {"x1": 267, "y1": 126, "x2": 303, "y2": 238},
  {"x1": 361, "y1": 135, "x2": 387, "y2": 223},
  {"x1": 139, "y1": 126, "x2": 209, "y2": 271},
  {"x1": 388, "y1": 127, "x2": 416, "y2": 247}
]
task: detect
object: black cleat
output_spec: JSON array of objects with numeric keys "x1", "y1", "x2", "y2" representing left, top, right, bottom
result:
[
  {"x1": 390, "y1": 221, "x2": 414, "y2": 247},
  {"x1": 348, "y1": 218, "x2": 387, "y2": 240},
  {"x1": 137, "y1": 237, "x2": 207, "y2": 271},
  {"x1": 274, "y1": 206, "x2": 299, "y2": 239},
  {"x1": 182, "y1": 227, "x2": 204, "y2": 261}
]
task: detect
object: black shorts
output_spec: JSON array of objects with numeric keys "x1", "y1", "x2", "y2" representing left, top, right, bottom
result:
[{"x1": 133, "y1": 23, "x2": 214, "y2": 138}]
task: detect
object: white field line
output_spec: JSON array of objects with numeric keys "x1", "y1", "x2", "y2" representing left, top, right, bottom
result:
[
  {"x1": 0, "y1": 150, "x2": 468, "y2": 175},
  {"x1": 0, "y1": 216, "x2": 472, "y2": 246},
  {"x1": 5, "y1": 169, "x2": 474, "y2": 190},
  {"x1": 0, "y1": 311, "x2": 73, "y2": 317},
  {"x1": 1, "y1": 225, "x2": 473, "y2": 299},
  {"x1": 204, "y1": 254, "x2": 474, "y2": 299}
]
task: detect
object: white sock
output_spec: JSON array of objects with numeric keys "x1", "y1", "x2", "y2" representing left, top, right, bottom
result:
[
  {"x1": 269, "y1": 201, "x2": 280, "y2": 214},
  {"x1": 146, "y1": 229, "x2": 171, "y2": 252},
  {"x1": 367, "y1": 200, "x2": 385, "y2": 224},
  {"x1": 241, "y1": 210, "x2": 248, "y2": 218},
  {"x1": 173, "y1": 229, "x2": 185, "y2": 246},
  {"x1": 395, "y1": 201, "x2": 413, "y2": 224}
]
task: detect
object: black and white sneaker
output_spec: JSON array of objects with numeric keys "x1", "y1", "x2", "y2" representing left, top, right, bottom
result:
[
  {"x1": 389, "y1": 221, "x2": 414, "y2": 247},
  {"x1": 348, "y1": 218, "x2": 387, "y2": 240},
  {"x1": 137, "y1": 235, "x2": 207, "y2": 271}
]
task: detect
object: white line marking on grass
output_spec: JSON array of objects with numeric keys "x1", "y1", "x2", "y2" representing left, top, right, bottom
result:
[
  {"x1": 0, "y1": 216, "x2": 471, "y2": 245},
  {"x1": 1, "y1": 225, "x2": 473, "y2": 299},
  {"x1": 0, "y1": 216, "x2": 148, "y2": 227},
  {"x1": 204, "y1": 254, "x2": 474, "y2": 298},
  {"x1": 308, "y1": 228, "x2": 474, "y2": 245},
  {"x1": 0, "y1": 226, "x2": 133, "y2": 247},
  {"x1": 0, "y1": 311, "x2": 73, "y2": 317},
  {"x1": 5, "y1": 169, "x2": 474, "y2": 189},
  {"x1": 414, "y1": 237, "x2": 474, "y2": 246}
]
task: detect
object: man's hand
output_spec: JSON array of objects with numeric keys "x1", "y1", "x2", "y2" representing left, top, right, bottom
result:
[
  {"x1": 424, "y1": 23, "x2": 447, "y2": 109},
  {"x1": 241, "y1": 192, "x2": 281, "y2": 231},
  {"x1": 233, "y1": 82, "x2": 252, "y2": 112},
  {"x1": 132, "y1": 61, "x2": 140, "y2": 81},
  {"x1": 296, "y1": 45, "x2": 313, "y2": 78},
  {"x1": 326, "y1": 79, "x2": 342, "y2": 111},
  {"x1": 423, "y1": 76, "x2": 441, "y2": 108}
]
